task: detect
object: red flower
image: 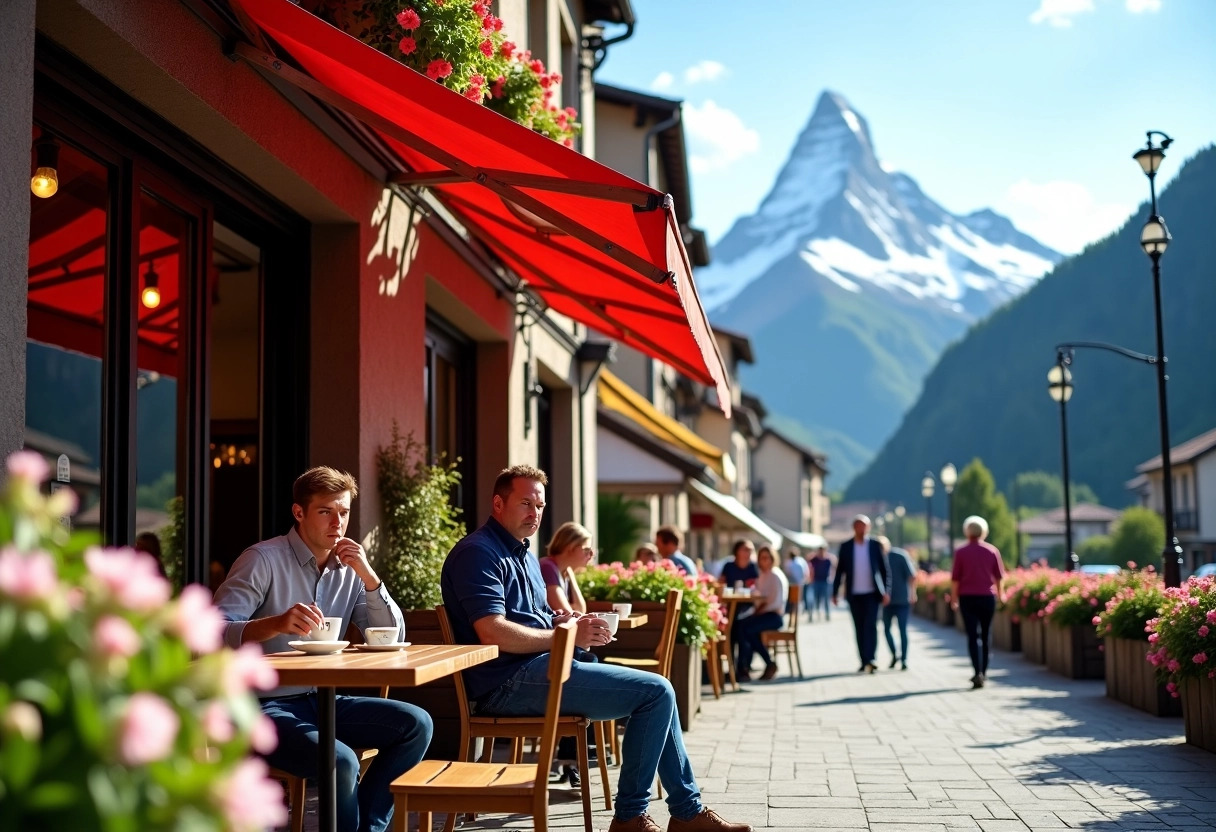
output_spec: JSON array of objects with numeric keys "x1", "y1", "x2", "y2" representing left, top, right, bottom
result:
[
  {"x1": 562, "y1": 137, "x2": 574, "y2": 148},
  {"x1": 479, "y1": 39, "x2": 493, "y2": 57},
  {"x1": 463, "y1": 87, "x2": 482, "y2": 101},
  {"x1": 529, "y1": 59, "x2": 544, "y2": 74},
  {"x1": 398, "y1": 36, "x2": 417, "y2": 55},
  {"x1": 396, "y1": 8, "x2": 420, "y2": 29},
  {"x1": 491, "y1": 76, "x2": 506, "y2": 98},
  {"x1": 426, "y1": 59, "x2": 453, "y2": 80},
  {"x1": 492, "y1": 16, "x2": 503, "y2": 31},
  {"x1": 564, "y1": 106, "x2": 577, "y2": 118},
  {"x1": 500, "y1": 41, "x2": 516, "y2": 58},
  {"x1": 473, "y1": 1, "x2": 489, "y2": 15}
]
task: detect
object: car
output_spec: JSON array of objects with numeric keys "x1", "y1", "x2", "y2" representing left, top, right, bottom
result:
[
  {"x1": 1194, "y1": 563, "x2": 1216, "y2": 579},
  {"x1": 1078, "y1": 564, "x2": 1122, "y2": 575}
]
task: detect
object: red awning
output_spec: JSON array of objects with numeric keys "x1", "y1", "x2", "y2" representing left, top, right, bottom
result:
[{"x1": 229, "y1": 0, "x2": 729, "y2": 411}]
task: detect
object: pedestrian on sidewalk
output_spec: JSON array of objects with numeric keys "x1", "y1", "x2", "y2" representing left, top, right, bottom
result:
[
  {"x1": 808, "y1": 546, "x2": 833, "y2": 621},
  {"x1": 877, "y1": 535, "x2": 916, "y2": 670},
  {"x1": 832, "y1": 515, "x2": 891, "y2": 673},
  {"x1": 781, "y1": 548, "x2": 809, "y2": 615},
  {"x1": 733, "y1": 546, "x2": 789, "y2": 681},
  {"x1": 950, "y1": 515, "x2": 1006, "y2": 689}
]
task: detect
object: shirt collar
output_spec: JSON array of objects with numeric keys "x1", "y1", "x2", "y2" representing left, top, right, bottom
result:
[
  {"x1": 486, "y1": 516, "x2": 531, "y2": 558},
  {"x1": 287, "y1": 526, "x2": 341, "y2": 572}
]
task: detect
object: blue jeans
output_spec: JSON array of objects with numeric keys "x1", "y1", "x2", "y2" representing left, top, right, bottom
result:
[
  {"x1": 811, "y1": 580, "x2": 831, "y2": 619},
  {"x1": 261, "y1": 693, "x2": 433, "y2": 832},
  {"x1": 478, "y1": 656, "x2": 702, "y2": 822},
  {"x1": 733, "y1": 611, "x2": 783, "y2": 673},
  {"x1": 882, "y1": 603, "x2": 910, "y2": 663}
]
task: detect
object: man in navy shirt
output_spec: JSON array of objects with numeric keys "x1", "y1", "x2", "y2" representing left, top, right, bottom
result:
[{"x1": 441, "y1": 465, "x2": 751, "y2": 832}]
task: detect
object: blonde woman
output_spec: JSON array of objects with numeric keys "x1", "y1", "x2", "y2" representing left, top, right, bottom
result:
[{"x1": 540, "y1": 521, "x2": 595, "y2": 614}]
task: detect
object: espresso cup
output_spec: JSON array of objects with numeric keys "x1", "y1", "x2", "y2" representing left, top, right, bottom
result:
[
  {"x1": 309, "y1": 616, "x2": 344, "y2": 641},
  {"x1": 594, "y1": 612, "x2": 620, "y2": 637},
  {"x1": 611, "y1": 603, "x2": 632, "y2": 618},
  {"x1": 365, "y1": 627, "x2": 399, "y2": 646}
]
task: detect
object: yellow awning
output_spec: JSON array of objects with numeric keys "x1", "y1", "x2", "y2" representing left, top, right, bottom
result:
[{"x1": 597, "y1": 370, "x2": 734, "y2": 480}]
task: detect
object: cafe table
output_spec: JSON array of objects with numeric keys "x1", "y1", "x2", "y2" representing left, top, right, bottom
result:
[
  {"x1": 263, "y1": 643, "x2": 498, "y2": 832},
  {"x1": 716, "y1": 589, "x2": 757, "y2": 692}
]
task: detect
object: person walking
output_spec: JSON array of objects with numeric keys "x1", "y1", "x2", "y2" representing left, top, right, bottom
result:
[
  {"x1": 781, "y1": 548, "x2": 809, "y2": 615},
  {"x1": 832, "y1": 515, "x2": 890, "y2": 673},
  {"x1": 950, "y1": 515, "x2": 1006, "y2": 689},
  {"x1": 878, "y1": 536, "x2": 916, "y2": 670},
  {"x1": 808, "y1": 546, "x2": 833, "y2": 621}
]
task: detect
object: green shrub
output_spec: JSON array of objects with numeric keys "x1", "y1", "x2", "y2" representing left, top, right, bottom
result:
[{"x1": 1096, "y1": 573, "x2": 1165, "y2": 641}]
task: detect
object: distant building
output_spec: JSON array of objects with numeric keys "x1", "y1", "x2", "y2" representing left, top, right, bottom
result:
[
  {"x1": 1018, "y1": 504, "x2": 1122, "y2": 564},
  {"x1": 751, "y1": 426, "x2": 829, "y2": 546},
  {"x1": 1128, "y1": 426, "x2": 1216, "y2": 572}
]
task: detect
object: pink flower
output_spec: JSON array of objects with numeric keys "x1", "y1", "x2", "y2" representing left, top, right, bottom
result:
[
  {"x1": 607, "y1": 574, "x2": 619, "y2": 585},
  {"x1": 1148, "y1": 633, "x2": 1159, "y2": 643},
  {"x1": 202, "y1": 701, "x2": 235, "y2": 744},
  {"x1": 94, "y1": 615, "x2": 141, "y2": 658},
  {"x1": 118, "y1": 693, "x2": 180, "y2": 765},
  {"x1": 222, "y1": 644, "x2": 279, "y2": 696},
  {"x1": 1167, "y1": 659, "x2": 1181, "y2": 673},
  {"x1": 172, "y1": 584, "x2": 225, "y2": 654},
  {"x1": 562, "y1": 138, "x2": 574, "y2": 148},
  {"x1": 85, "y1": 547, "x2": 171, "y2": 612},
  {"x1": 398, "y1": 36, "x2": 417, "y2": 55},
  {"x1": 250, "y1": 713, "x2": 278, "y2": 754},
  {"x1": 1166, "y1": 681, "x2": 1177, "y2": 692},
  {"x1": 6, "y1": 450, "x2": 49, "y2": 482},
  {"x1": 1091, "y1": 615, "x2": 1101, "y2": 625},
  {"x1": 564, "y1": 106, "x2": 577, "y2": 118},
  {"x1": 396, "y1": 8, "x2": 420, "y2": 29},
  {"x1": 1207, "y1": 610, "x2": 1216, "y2": 625},
  {"x1": 479, "y1": 39, "x2": 493, "y2": 57},
  {"x1": 0, "y1": 547, "x2": 58, "y2": 602},
  {"x1": 1194, "y1": 652, "x2": 1209, "y2": 665},
  {"x1": 426, "y1": 59, "x2": 453, "y2": 80},
  {"x1": 214, "y1": 758, "x2": 288, "y2": 832},
  {"x1": 1200, "y1": 625, "x2": 1211, "y2": 638}
]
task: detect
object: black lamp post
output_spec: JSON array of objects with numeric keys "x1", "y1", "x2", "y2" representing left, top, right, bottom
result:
[
  {"x1": 921, "y1": 473, "x2": 935, "y2": 566},
  {"x1": 1134, "y1": 130, "x2": 1184, "y2": 587},
  {"x1": 940, "y1": 462, "x2": 957, "y2": 560},
  {"x1": 1047, "y1": 353, "x2": 1076, "y2": 570}
]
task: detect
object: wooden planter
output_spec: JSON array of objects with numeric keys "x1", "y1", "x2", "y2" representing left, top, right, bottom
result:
[
  {"x1": 992, "y1": 609, "x2": 1022, "y2": 652},
  {"x1": 935, "y1": 596, "x2": 955, "y2": 627},
  {"x1": 1022, "y1": 616, "x2": 1047, "y2": 664},
  {"x1": 1105, "y1": 636, "x2": 1181, "y2": 717},
  {"x1": 1044, "y1": 621, "x2": 1104, "y2": 679},
  {"x1": 914, "y1": 596, "x2": 933, "y2": 619},
  {"x1": 1181, "y1": 675, "x2": 1216, "y2": 753}
]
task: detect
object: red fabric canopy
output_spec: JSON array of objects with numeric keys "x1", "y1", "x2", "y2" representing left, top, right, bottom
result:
[{"x1": 230, "y1": 0, "x2": 729, "y2": 410}]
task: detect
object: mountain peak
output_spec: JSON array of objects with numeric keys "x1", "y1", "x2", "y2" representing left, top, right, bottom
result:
[{"x1": 808, "y1": 90, "x2": 876, "y2": 152}]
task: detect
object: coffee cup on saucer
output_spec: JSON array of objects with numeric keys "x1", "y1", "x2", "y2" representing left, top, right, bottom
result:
[
  {"x1": 309, "y1": 616, "x2": 344, "y2": 641},
  {"x1": 611, "y1": 603, "x2": 632, "y2": 618},
  {"x1": 365, "y1": 627, "x2": 399, "y2": 646}
]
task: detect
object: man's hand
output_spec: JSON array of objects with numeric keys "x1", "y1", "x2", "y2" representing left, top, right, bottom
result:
[
  {"x1": 882, "y1": 593, "x2": 891, "y2": 607},
  {"x1": 830, "y1": 596, "x2": 839, "y2": 607},
  {"x1": 574, "y1": 615, "x2": 611, "y2": 650},
  {"x1": 242, "y1": 602, "x2": 324, "y2": 643},
  {"x1": 333, "y1": 538, "x2": 381, "y2": 590}
]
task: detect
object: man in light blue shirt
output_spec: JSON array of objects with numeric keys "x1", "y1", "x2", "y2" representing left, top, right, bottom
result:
[
  {"x1": 214, "y1": 466, "x2": 432, "y2": 832},
  {"x1": 878, "y1": 535, "x2": 917, "y2": 670},
  {"x1": 656, "y1": 524, "x2": 699, "y2": 576}
]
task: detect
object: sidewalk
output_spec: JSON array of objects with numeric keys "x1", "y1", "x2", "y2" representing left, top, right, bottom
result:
[{"x1": 298, "y1": 612, "x2": 1216, "y2": 831}]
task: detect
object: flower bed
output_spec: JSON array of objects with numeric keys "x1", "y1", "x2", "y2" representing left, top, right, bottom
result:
[
  {"x1": 1094, "y1": 569, "x2": 1178, "y2": 714},
  {"x1": 578, "y1": 560, "x2": 723, "y2": 647},
  {"x1": 1145, "y1": 574, "x2": 1216, "y2": 751},
  {"x1": 1041, "y1": 572, "x2": 1132, "y2": 679}
]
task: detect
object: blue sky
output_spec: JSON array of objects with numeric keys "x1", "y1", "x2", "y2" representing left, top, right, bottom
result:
[{"x1": 595, "y1": 0, "x2": 1216, "y2": 254}]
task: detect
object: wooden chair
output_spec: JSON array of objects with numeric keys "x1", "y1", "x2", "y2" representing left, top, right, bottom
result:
[
  {"x1": 435, "y1": 605, "x2": 612, "y2": 832},
  {"x1": 761, "y1": 583, "x2": 804, "y2": 678},
  {"x1": 388, "y1": 622, "x2": 579, "y2": 832},
  {"x1": 270, "y1": 684, "x2": 389, "y2": 832}
]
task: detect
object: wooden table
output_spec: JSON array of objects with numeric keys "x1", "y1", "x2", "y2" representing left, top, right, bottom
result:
[
  {"x1": 264, "y1": 644, "x2": 498, "y2": 832},
  {"x1": 717, "y1": 590, "x2": 757, "y2": 691},
  {"x1": 617, "y1": 613, "x2": 648, "y2": 629}
]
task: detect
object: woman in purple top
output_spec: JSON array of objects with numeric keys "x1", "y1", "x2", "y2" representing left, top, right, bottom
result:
[
  {"x1": 539, "y1": 521, "x2": 595, "y2": 614},
  {"x1": 950, "y1": 515, "x2": 1006, "y2": 689}
]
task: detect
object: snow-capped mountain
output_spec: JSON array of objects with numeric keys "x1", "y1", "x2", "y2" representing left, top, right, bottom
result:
[{"x1": 702, "y1": 91, "x2": 1062, "y2": 488}]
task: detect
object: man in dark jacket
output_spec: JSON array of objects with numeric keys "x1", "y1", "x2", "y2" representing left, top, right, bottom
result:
[{"x1": 832, "y1": 514, "x2": 891, "y2": 672}]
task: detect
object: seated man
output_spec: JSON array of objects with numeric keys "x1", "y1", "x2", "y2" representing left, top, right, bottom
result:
[
  {"x1": 214, "y1": 466, "x2": 432, "y2": 832},
  {"x1": 655, "y1": 525, "x2": 698, "y2": 576},
  {"x1": 441, "y1": 464, "x2": 752, "y2": 832}
]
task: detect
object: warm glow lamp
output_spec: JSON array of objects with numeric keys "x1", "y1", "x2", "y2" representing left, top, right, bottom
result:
[
  {"x1": 141, "y1": 266, "x2": 162, "y2": 309},
  {"x1": 31, "y1": 137, "x2": 60, "y2": 199}
]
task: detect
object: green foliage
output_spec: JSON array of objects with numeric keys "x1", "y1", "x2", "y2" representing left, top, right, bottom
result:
[
  {"x1": 894, "y1": 515, "x2": 927, "y2": 552},
  {"x1": 1008, "y1": 470, "x2": 1098, "y2": 510},
  {"x1": 374, "y1": 424, "x2": 466, "y2": 611},
  {"x1": 134, "y1": 471, "x2": 176, "y2": 512},
  {"x1": 596, "y1": 493, "x2": 647, "y2": 564},
  {"x1": 951, "y1": 459, "x2": 1017, "y2": 565},
  {"x1": 1096, "y1": 574, "x2": 1165, "y2": 641},
  {"x1": 577, "y1": 563, "x2": 722, "y2": 646},
  {"x1": 1110, "y1": 507, "x2": 1165, "y2": 570},
  {"x1": 1076, "y1": 534, "x2": 1113, "y2": 566},
  {"x1": 157, "y1": 496, "x2": 185, "y2": 594}
]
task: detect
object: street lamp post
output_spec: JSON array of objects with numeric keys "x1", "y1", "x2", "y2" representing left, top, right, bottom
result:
[
  {"x1": 1047, "y1": 353, "x2": 1076, "y2": 570},
  {"x1": 895, "y1": 505, "x2": 906, "y2": 548},
  {"x1": 1134, "y1": 131, "x2": 1184, "y2": 587},
  {"x1": 940, "y1": 463, "x2": 957, "y2": 560},
  {"x1": 921, "y1": 473, "x2": 935, "y2": 566}
]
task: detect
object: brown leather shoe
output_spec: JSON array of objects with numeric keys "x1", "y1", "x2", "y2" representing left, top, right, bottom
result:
[
  {"x1": 760, "y1": 662, "x2": 778, "y2": 680},
  {"x1": 608, "y1": 814, "x2": 663, "y2": 832},
  {"x1": 668, "y1": 808, "x2": 754, "y2": 832}
]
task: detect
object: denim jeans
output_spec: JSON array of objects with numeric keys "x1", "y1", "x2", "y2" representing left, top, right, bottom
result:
[
  {"x1": 478, "y1": 656, "x2": 702, "y2": 821},
  {"x1": 261, "y1": 693, "x2": 433, "y2": 832},
  {"x1": 882, "y1": 603, "x2": 910, "y2": 662},
  {"x1": 848, "y1": 592, "x2": 882, "y2": 665},
  {"x1": 958, "y1": 594, "x2": 996, "y2": 676},
  {"x1": 811, "y1": 580, "x2": 831, "y2": 619},
  {"x1": 733, "y1": 611, "x2": 783, "y2": 673}
]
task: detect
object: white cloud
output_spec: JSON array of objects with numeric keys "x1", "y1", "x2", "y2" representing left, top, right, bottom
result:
[
  {"x1": 1126, "y1": 0, "x2": 1161, "y2": 12},
  {"x1": 1029, "y1": 0, "x2": 1095, "y2": 26},
  {"x1": 683, "y1": 60, "x2": 727, "y2": 85},
  {"x1": 997, "y1": 179, "x2": 1132, "y2": 254},
  {"x1": 650, "y1": 71, "x2": 674, "y2": 91},
  {"x1": 682, "y1": 100, "x2": 760, "y2": 174}
]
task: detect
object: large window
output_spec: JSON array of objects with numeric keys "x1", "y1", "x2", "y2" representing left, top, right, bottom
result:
[{"x1": 425, "y1": 313, "x2": 475, "y2": 517}]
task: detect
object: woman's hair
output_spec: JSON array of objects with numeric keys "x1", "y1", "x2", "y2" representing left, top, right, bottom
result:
[
  {"x1": 546, "y1": 521, "x2": 591, "y2": 557},
  {"x1": 757, "y1": 546, "x2": 781, "y2": 566},
  {"x1": 963, "y1": 515, "x2": 989, "y2": 540},
  {"x1": 634, "y1": 542, "x2": 658, "y2": 561}
]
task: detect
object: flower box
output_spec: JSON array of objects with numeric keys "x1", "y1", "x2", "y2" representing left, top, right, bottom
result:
[
  {"x1": 1045, "y1": 621, "x2": 1104, "y2": 679},
  {"x1": 992, "y1": 609, "x2": 1022, "y2": 652},
  {"x1": 1181, "y1": 674, "x2": 1216, "y2": 753},
  {"x1": 914, "y1": 596, "x2": 933, "y2": 619},
  {"x1": 935, "y1": 596, "x2": 955, "y2": 627},
  {"x1": 1022, "y1": 616, "x2": 1047, "y2": 664},
  {"x1": 1104, "y1": 636, "x2": 1181, "y2": 717}
]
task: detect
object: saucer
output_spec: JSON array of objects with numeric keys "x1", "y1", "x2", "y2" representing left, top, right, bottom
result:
[
  {"x1": 287, "y1": 640, "x2": 350, "y2": 655},
  {"x1": 353, "y1": 642, "x2": 413, "y2": 652}
]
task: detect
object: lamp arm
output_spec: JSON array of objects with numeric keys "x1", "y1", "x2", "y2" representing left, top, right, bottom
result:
[{"x1": 1055, "y1": 341, "x2": 1157, "y2": 366}]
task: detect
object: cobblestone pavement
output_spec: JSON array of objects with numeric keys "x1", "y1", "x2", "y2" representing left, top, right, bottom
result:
[{"x1": 294, "y1": 611, "x2": 1216, "y2": 831}]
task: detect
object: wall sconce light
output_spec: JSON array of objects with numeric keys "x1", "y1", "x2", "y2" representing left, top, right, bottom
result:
[
  {"x1": 576, "y1": 339, "x2": 617, "y2": 396},
  {"x1": 31, "y1": 136, "x2": 60, "y2": 199},
  {"x1": 141, "y1": 264, "x2": 162, "y2": 309}
]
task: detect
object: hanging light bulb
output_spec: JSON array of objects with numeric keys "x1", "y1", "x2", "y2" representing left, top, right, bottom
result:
[
  {"x1": 31, "y1": 136, "x2": 60, "y2": 198},
  {"x1": 141, "y1": 264, "x2": 161, "y2": 309}
]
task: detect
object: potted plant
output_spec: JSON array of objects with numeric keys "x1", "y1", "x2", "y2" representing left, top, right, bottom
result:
[
  {"x1": 0, "y1": 452, "x2": 285, "y2": 831},
  {"x1": 1042, "y1": 572, "x2": 1124, "y2": 679},
  {"x1": 1096, "y1": 568, "x2": 1178, "y2": 716},
  {"x1": 993, "y1": 569, "x2": 1029, "y2": 652},
  {"x1": 1005, "y1": 567, "x2": 1068, "y2": 664},
  {"x1": 1146, "y1": 574, "x2": 1216, "y2": 751}
]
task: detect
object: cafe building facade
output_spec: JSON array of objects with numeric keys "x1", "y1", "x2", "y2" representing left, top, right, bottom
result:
[{"x1": 2, "y1": 0, "x2": 728, "y2": 585}]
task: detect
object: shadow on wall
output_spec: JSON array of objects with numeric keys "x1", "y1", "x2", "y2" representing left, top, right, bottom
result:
[{"x1": 367, "y1": 188, "x2": 425, "y2": 297}]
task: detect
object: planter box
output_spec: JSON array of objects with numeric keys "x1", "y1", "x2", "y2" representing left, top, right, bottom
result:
[
  {"x1": 1181, "y1": 675, "x2": 1216, "y2": 753},
  {"x1": 668, "y1": 642, "x2": 702, "y2": 732},
  {"x1": 914, "y1": 597, "x2": 933, "y2": 619},
  {"x1": 1022, "y1": 617, "x2": 1047, "y2": 664},
  {"x1": 1105, "y1": 636, "x2": 1181, "y2": 717},
  {"x1": 935, "y1": 596, "x2": 955, "y2": 627},
  {"x1": 992, "y1": 609, "x2": 1022, "y2": 652},
  {"x1": 1044, "y1": 621, "x2": 1104, "y2": 679}
]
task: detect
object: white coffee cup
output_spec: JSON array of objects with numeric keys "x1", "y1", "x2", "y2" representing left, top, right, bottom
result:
[
  {"x1": 594, "y1": 612, "x2": 620, "y2": 637},
  {"x1": 365, "y1": 627, "x2": 399, "y2": 646},
  {"x1": 733, "y1": 581, "x2": 744, "y2": 592},
  {"x1": 310, "y1": 616, "x2": 345, "y2": 641},
  {"x1": 611, "y1": 603, "x2": 632, "y2": 618}
]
